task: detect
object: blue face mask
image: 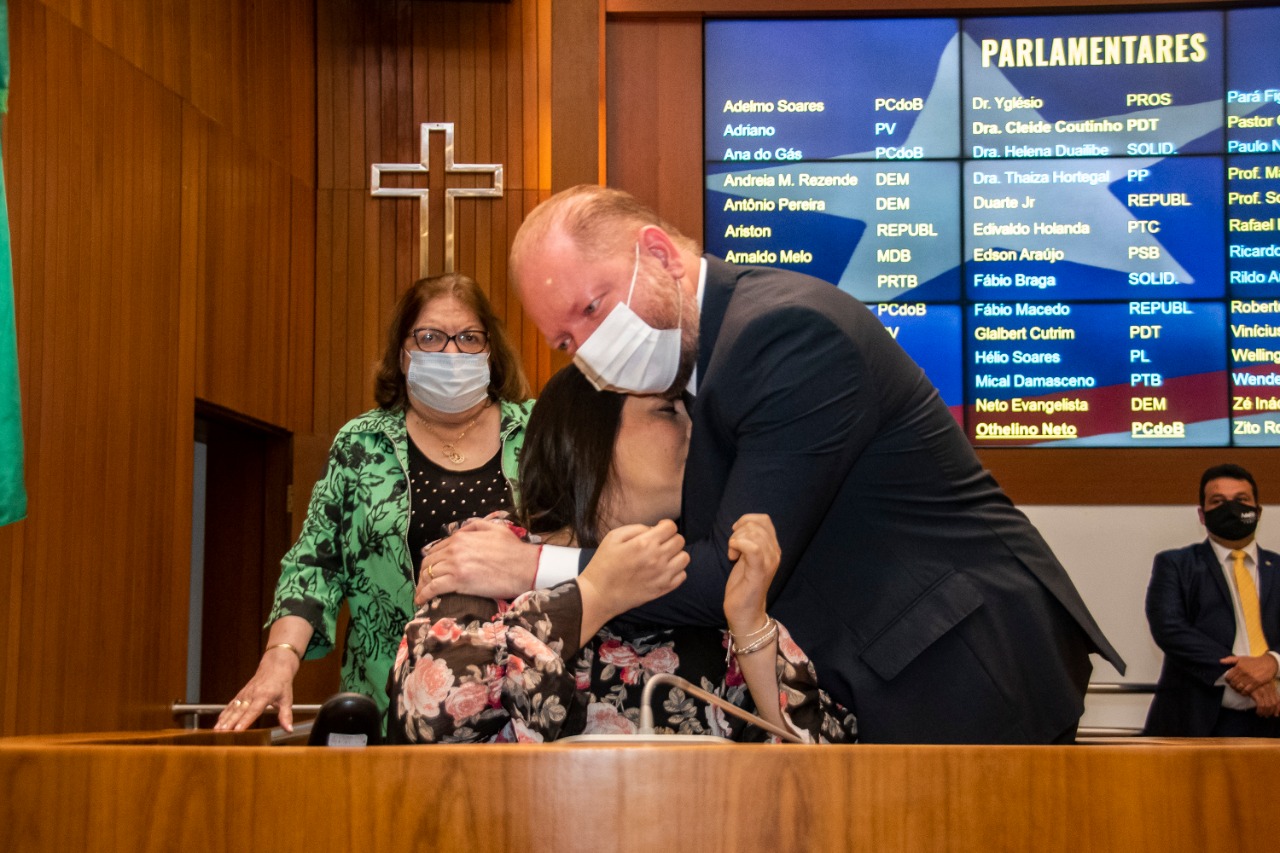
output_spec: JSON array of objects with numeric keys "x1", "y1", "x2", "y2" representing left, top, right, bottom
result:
[{"x1": 405, "y1": 351, "x2": 491, "y2": 414}]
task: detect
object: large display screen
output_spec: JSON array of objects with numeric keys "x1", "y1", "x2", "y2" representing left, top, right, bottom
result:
[{"x1": 704, "y1": 8, "x2": 1280, "y2": 446}]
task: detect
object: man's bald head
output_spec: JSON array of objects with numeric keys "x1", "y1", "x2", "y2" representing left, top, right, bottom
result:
[{"x1": 509, "y1": 185, "x2": 698, "y2": 296}]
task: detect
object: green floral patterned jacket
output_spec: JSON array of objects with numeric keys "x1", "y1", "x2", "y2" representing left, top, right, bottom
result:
[{"x1": 266, "y1": 399, "x2": 533, "y2": 722}]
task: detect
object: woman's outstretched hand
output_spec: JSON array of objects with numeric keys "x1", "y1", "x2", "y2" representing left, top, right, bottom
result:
[
  {"x1": 214, "y1": 616, "x2": 311, "y2": 733},
  {"x1": 213, "y1": 647, "x2": 300, "y2": 732}
]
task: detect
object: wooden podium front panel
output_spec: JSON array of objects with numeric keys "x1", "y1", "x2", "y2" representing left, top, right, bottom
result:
[{"x1": 2, "y1": 733, "x2": 1279, "y2": 852}]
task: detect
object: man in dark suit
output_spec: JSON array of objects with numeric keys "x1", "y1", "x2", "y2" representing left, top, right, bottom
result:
[
  {"x1": 1144, "y1": 464, "x2": 1280, "y2": 737},
  {"x1": 419, "y1": 185, "x2": 1124, "y2": 743}
]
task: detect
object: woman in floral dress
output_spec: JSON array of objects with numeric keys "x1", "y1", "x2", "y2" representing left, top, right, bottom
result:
[{"x1": 387, "y1": 366, "x2": 856, "y2": 744}]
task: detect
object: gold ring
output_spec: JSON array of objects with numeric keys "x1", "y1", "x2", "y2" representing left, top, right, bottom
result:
[{"x1": 426, "y1": 564, "x2": 436, "y2": 581}]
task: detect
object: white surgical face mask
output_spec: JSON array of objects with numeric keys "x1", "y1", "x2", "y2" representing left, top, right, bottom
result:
[
  {"x1": 573, "y1": 242, "x2": 682, "y2": 394},
  {"x1": 405, "y1": 351, "x2": 491, "y2": 414}
]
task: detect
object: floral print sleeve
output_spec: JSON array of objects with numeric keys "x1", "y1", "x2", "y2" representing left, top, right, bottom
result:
[
  {"x1": 387, "y1": 580, "x2": 858, "y2": 744},
  {"x1": 768, "y1": 625, "x2": 859, "y2": 744},
  {"x1": 386, "y1": 584, "x2": 587, "y2": 744}
]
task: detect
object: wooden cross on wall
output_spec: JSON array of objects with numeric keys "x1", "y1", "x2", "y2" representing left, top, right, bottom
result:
[{"x1": 370, "y1": 122, "x2": 504, "y2": 276}]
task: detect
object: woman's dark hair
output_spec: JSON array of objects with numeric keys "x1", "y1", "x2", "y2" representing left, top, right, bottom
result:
[
  {"x1": 517, "y1": 366, "x2": 626, "y2": 548},
  {"x1": 373, "y1": 273, "x2": 531, "y2": 410}
]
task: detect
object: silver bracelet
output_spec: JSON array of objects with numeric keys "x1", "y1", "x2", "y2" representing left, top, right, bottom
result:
[
  {"x1": 728, "y1": 615, "x2": 773, "y2": 644},
  {"x1": 730, "y1": 618, "x2": 778, "y2": 656}
]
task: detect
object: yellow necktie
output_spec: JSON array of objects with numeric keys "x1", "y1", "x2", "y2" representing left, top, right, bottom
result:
[{"x1": 1231, "y1": 549, "x2": 1269, "y2": 656}]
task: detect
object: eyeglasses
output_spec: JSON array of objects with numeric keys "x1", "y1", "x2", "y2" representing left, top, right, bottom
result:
[{"x1": 406, "y1": 327, "x2": 490, "y2": 354}]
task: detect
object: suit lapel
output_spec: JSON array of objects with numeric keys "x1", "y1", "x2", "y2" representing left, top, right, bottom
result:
[
  {"x1": 1198, "y1": 540, "x2": 1233, "y2": 608},
  {"x1": 697, "y1": 256, "x2": 737, "y2": 385}
]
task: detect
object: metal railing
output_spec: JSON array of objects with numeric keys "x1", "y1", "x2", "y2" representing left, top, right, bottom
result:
[
  {"x1": 172, "y1": 682, "x2": 1159, "y2": 739},
  {"x1": 1087, "y1": 682, "x2": 1158, "y2": 694},
  {"x1": 171, "y1": 703, "x2": 322, "y2": 729},
  {"x1": 1077, "y1": 682, "x2": 1158, "y2": 738}
]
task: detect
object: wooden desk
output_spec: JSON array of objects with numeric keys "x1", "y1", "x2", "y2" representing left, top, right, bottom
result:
[{"x1": 2, "y1": 731, "x2": 1278, "y2": 852}]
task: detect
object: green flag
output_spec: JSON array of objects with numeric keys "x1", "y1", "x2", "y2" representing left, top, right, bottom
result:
[{"x1": 0, "y1": 0, "x2": 27, "y2": 526}]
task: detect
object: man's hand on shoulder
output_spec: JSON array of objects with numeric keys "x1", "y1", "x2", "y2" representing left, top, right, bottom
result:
[{"x1": 415, "y1": 518, "x2": 538, "y2": 604}]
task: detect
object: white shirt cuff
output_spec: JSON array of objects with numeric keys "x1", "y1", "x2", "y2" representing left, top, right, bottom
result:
[{"x1": 535, "y1": 544, "x2": 581, "y2": 589}]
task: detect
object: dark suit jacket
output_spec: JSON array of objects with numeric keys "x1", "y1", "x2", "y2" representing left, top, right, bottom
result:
[
  {"x1": 617, "y1": 257, "x2": 1123, "y2": 743},
  {"x1": 1144, "y1": 540, "x2": 1280, "y2": 736}
]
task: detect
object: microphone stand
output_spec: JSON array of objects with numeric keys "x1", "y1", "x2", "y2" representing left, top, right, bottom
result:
[{"x1": 637, "y1": 673, "x2": 805, "y2": 744}]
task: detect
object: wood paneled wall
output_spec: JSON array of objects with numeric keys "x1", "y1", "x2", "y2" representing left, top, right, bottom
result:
[
  {"x1": 606, "y1": 17, "x2": 702, "y2": 240},
  {"x1": 0, "y1": 0, "x2": 316, "y2": 735},
  {"x1": 314, "y1": 0, "x2": 567, "y2": 439},
  {"x1": 0, "y1": 0, "x2": 593, "y2": 736}
]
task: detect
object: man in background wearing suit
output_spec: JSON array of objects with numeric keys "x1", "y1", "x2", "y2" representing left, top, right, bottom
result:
[
  {"x1": 418, "y1": 185, "x2": 1124, "y2": 743},
  {"x1": 1145, "y1": 463, "x2": 1280, "y2": 737}
]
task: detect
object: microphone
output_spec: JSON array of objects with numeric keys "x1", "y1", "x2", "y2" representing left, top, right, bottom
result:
[
  {"x1": 306, "y1": 692, "x2": 383, "y2": 746},
  {"x1": 638, "y1": 673, "x2": 804, "y2": 743}
]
